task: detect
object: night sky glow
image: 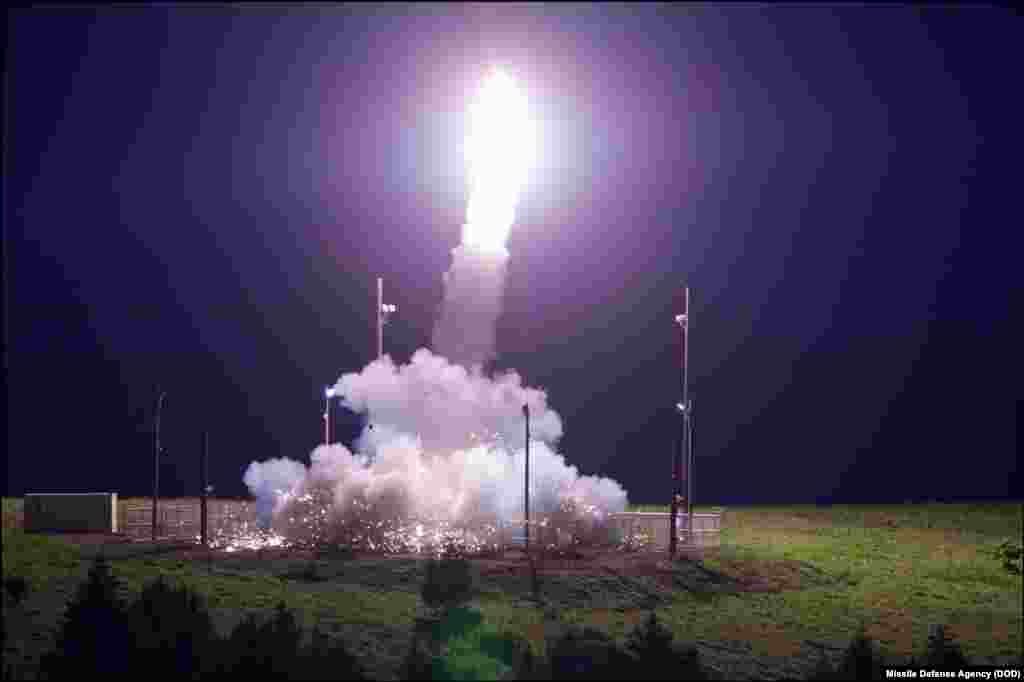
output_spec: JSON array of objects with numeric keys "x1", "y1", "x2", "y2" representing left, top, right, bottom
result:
[{"x1": 5, "y1": 6, "x2": 1019, "y2": 507}]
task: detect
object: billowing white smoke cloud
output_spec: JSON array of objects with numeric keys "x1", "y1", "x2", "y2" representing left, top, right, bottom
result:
[
  {"x1": 342, "y1": 350, "x2": 562, "y2": 455},
  {"x1": 240, "y1": 72, "x2": 629, "y2": 552},
  {"x1": 243, "y1": 349, "x2": 628, "y2": 550},
  {"x1": 242, "y1": 457, "x2": 307, "y2": 524}
]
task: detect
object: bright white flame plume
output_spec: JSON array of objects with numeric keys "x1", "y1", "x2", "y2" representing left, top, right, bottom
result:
[
  {"x1": 463, "y1": 70, "x2": 534, "y2": 255},
  {"x1": 433, "y1": 70, "x2": 534, "y2": 370}
]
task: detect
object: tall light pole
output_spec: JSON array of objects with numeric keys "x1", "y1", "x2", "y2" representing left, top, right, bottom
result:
[
  {"x1": 670, "y1": 286, "x2": 690, "y2": 558},
  {"x1": 522, "y1": 404, "x2": 530, "y2": 555},
  {"x1": 376, "y1": 277, "x2": 397, "y2": 360},
  {"x1": 324, "y1": 386, "x2": 336, "y2": 446},
  {"x1": 152, "y1": 388, "x2": 166, "y2": 542},
  {"x1": 200, "y1": 430, "x2": 209, "y2": 548},
  {"x1": 688, "y1": 395, "x2": 695, "y2": 526}
]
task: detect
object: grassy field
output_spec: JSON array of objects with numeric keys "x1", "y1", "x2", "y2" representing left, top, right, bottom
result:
[
  {"x1": 623, "y1": 504, "x2": 1022, "y2": 677},
  {"x1": 3, "y1": 498, "x2": 1021, "y2": 680}
]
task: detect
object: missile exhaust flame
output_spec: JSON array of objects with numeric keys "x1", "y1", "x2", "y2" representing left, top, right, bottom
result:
[
  {"x1": 229, "y1": 71, "x2": 630, "y2": 557},
  {"x1": 462, "y1": 70, "x2": 534, "y2": 255}
]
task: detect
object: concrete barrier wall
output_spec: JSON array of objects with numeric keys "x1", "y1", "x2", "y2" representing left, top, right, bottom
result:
[{"x1": 24, "y1": 493, "x2": 118, "y2": 533}]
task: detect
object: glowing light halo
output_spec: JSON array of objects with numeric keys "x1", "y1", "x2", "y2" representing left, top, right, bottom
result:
[{"x1": 462, "y1": 70, "x2": 534, "y2": 254}]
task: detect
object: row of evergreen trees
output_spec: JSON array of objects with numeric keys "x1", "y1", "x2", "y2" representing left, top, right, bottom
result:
[
  {"x1": 2, "y1": 554, "x2": 1014, "y2": 680},
  {"x1": 5, "y1": 559, "x2": 365, "y2": 680}
]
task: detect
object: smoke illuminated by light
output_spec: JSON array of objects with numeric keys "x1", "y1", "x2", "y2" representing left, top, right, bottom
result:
[
  {"x1": 462, "y1": 70, "x2": 534, "y2": 254},
  {"x1": 231, "y1": 70, "x2": 630, "y2": 557},
  {"x1": 241, "y1": 351, "x2": 629, "y2": 555}
]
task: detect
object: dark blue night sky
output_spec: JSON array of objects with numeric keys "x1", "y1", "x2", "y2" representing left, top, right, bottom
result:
[{"x1": 5, "y1": 5, "x2": 1018, "y2": 504}]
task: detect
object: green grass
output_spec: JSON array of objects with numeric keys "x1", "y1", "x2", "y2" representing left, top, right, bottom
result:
[
  {"x1": 663, "y1": 505, "x2": 1021, "y2": 667},
  {"x1": 438, "y1": 620, "x2": 516, "y2": 681},
  {"x1": 2, "y1": 522, "x2": 82, "y2": 590},
  {"x1": 591, "y1": 503, "x2": 1021, "y2": 672},
  {"x1": 3, "y1": 499, "x2": 1022, "y2": 679}
]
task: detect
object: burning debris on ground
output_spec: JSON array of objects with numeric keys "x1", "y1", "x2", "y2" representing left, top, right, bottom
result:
[
  {"x1": 239, "y1": 351, "x2": 630, "y2": 559},
  {"x1": 204, "y1": 493, "x2": 631, "y2": 558}
]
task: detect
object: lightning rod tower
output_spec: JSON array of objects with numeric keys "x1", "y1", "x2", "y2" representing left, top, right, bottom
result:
[
  {"x1": 376, "y1": 277, "x2": 397, "y2": 360},
  {"x1": 670, "y1": 286, "x2": 691, "y2": 558}
]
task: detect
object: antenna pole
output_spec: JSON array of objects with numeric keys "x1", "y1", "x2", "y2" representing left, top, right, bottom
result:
[
  {"x1": 152, "y1": 388, "x2": 166, "y2": 542},
  {"x1": 683, "y1": 287, "x2": 692, "y2": 546},
  {"x1": 200, "y1": 430, "x2": 208, "y2": 547},
  {"x1": 377, "y1": 277, "x2": 384, "y2": 360},
  {"x1": 670, "y1": 286, "x2": 690, "y2": 558},
  {"x1": 523, "y1": 404, "x2": 530, "y2": 555}
]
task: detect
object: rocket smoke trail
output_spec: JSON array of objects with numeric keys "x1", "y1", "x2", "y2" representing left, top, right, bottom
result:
[
  {"x1": 433, "y1": 69, "x2": 529, "y2": 370},
  {"x1": 431, "y1": 245, "x2": 507, "y2": 371},
  {"x1": 240, "y1": 71, "x2": 628, "y2": 554}
]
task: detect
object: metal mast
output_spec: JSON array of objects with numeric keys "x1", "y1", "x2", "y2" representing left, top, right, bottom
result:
[
  {"x1": 324, "y1": 387, "x2": 336, "y2": 446},
  {"x1": 523, "y1": 404, "x2": 531, "y2": 555},
  {"x1": 377, "y1": 277, "x2": 397, "y2": 360},
  {"x1": 670, "y1": 287, "x2": 690, "y2": 558},
  {"x1": 152, "y1": 388, "x2": 166, "y2": 542},
  {"x1": 200, "y1": 430, "x2": 209, "y2": 547},
  {"x1": 377, "y1": 277, "x2": 383, "y2": 360}
]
